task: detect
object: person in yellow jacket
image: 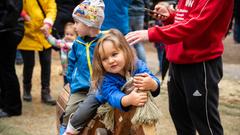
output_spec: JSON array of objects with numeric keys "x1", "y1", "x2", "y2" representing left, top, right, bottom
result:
[{"x1": 17, "y1": 0, "x2": 57, "y2": 105}]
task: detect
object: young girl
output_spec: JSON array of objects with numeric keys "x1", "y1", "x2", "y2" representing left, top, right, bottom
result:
[
  {"x1": 63, "y1": 29, "x2": 160, "y2": 134},
  {"x1": 43, "y1": 22, "x2": 77, "y2": 84}
]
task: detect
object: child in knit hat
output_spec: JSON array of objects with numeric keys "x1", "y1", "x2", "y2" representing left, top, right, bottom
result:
[{"x1": 59, "y1": 0, "x2": 105, "y2": 134}]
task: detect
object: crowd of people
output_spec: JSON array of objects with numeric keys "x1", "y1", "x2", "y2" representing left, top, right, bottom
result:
[{"x1": 0, "y1": 0, "x2": 237, "y2": 135}]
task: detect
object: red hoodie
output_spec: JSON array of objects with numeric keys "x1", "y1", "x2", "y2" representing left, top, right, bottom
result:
[{"x1": 148, "y1": 0, "x2": 233, "y2": 64}]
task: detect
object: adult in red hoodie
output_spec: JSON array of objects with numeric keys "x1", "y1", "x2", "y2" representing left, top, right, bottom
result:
[{"x1": 126, "y1": 0, "x2": 233, "y2": 135}]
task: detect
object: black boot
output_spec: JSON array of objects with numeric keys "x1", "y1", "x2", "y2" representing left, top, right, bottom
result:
[
  {"x1": 23, "y1": 84, "x2": 32, "y2": 102},
  {"x1": 41, "y1": 87, "x2": 56, "y2": 106}
]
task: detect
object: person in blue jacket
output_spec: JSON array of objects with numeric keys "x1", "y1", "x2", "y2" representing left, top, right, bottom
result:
[
  {"x1": 63, "y1": 29, "x2": 160, "y2": 134},
  {"x1": 61, "y1": 0, "x2": 105, "y2": 128},
  {"x1": 101, "y1": 0, "x2": 132, "y2": 35}
]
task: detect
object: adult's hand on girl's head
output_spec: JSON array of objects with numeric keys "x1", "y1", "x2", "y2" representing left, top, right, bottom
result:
[{"x1": 125, "y1": 30, "x2": 149, "y2": 46}]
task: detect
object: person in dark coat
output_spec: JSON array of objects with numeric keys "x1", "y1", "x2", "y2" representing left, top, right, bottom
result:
[
  {"x1": 0, "y1": 0, "x2": 24, "y2": 118},
  {"x1": 53, "y1": 0, "x2": 82, "y2": 38}
]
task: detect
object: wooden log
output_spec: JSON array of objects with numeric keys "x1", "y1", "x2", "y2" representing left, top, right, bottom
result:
[{"x1": 56, "y1": 84, "x2": 70, "y2": 133}]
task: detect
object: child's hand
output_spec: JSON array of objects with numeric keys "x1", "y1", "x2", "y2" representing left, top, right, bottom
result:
[
  {"x1": 58, "y1": 42, "x2": 65, "y2": 48},
  {"x1": 124, "y1": 88, "x2": 148, "y2": 107},
  {"x1": 59, "y1": 42, "x2": 69, "y2": 51},
  {"x1": 133, "y1": 73, "x2": 158, "y2": 92}
]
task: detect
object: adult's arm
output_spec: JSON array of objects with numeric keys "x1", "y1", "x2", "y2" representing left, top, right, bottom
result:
[{"x1": 149, "y1": 0, "x2": 227, "y2": 44}]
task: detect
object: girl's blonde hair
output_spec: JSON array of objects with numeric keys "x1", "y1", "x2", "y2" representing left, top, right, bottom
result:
[{"x1": 91, "y1": 29, "x2": 136, "y2": 90}]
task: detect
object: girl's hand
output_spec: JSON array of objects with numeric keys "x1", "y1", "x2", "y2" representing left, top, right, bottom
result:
[
  {"x1": 122, "y1": 88, "x2": 148, "y2": 107},
  {"x1": 133, "y1": 73, "x2": 158, "y2": 92}
]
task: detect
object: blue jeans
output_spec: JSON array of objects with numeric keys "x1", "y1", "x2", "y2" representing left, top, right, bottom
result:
[
  {"x1": 155, "y1": 43, "x2": 165, "y2": 72},
  {"x1": 129, "y1": 15, "x2": 146, "y2": 63},
  {"x1": 234, "y1": 19, "x2": 240, "y2": 43},
  {"x1": 16, "y1": 50, "x2": 22, "y2": 60}
]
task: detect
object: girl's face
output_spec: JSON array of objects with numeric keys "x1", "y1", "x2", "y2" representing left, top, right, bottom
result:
[
  {"x1": 99, "y1": 40, "x2": 126, "y2": 76},
  {"x1": 73, "y1": 21, "x2": 89, "y2": 36},
  {"x1": 64, "y1": 27, "x2": 77, "y2": 42}
]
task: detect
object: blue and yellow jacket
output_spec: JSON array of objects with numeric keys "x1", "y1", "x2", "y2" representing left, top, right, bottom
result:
[
  {"x1": 96, "y1": 60, "x2": 160, "y2": 111},
  {"x1": 67, "y1": 33, "x2": 103, "y2": 93}
]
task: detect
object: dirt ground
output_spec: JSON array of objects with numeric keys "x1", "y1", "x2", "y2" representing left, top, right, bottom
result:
[{"x1": 0, "y1": 34, "x2": 239, "y2": 135}]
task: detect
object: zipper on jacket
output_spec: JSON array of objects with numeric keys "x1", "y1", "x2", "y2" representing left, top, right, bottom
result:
[
  {"x1": 86, "y1": 40, "x2": 96, "y2": 77},
  {"x1": 76, "y1": 39, "x2": 97, "y2": 78}
]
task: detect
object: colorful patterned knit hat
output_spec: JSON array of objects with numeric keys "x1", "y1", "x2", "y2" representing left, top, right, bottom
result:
[{"x1": 72, "y1": 0, "x2": 105, "y2": 29}]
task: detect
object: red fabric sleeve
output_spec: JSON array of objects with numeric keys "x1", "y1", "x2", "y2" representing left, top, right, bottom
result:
[
  {"x1": 148, "y1": 0, "x2": 226, "y2": 45},
  {"x1": 162, "y1": 12, "x2": 175, "y2": 25}
]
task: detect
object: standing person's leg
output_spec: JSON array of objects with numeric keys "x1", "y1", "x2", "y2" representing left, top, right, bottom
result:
[
  {"x1": 39, "y1": 48, "x2": 56, "y2": 105},
  {"x1": 154, "y1": 43, "x2": 164, "y2": 76},
  {"x1": 0, "y1": 32, "x2": 22, "y2": 117},
  {"x1": 186, "y1": 57, "x2": 223, "y2": 135},
  {"x1": 129, "y1": 15, "x2": 147, "y2": 63},
  {"x1": 233, "y1": 0, "x2": 240, "y2": 43},
  {"x1": 168, "y1": 63, "x2": 196, "y2": 135},
  {"x1": 169, "y1": 57, "x2": 223, "y2": 135},
  {"x1": 15, "y1": 50, "x2": 23, "y2": 65},
  {"x1": 233, "y1": 18, "x2": 240, "y2": 43},
  {"x1": 161, "y1": 49, "x2": 169, "y2": 81},
  {"x1": 21, "y1": 50, "x2": 35, "y2": 101}
]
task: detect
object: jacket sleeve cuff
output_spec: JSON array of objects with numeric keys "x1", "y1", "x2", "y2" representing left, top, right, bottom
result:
[
  {"x1": 120, "y1": 96, "x2": 131, "y2": 112},
  {"x1": 150, "y1": 78, "x2": 160, "y2": 97},
  {"x1": 43, "y1": 18, "x2": 53, "y2": 26},
  {"x1": 112, "y1": 92, "x2": 129, "y2": 112}
]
